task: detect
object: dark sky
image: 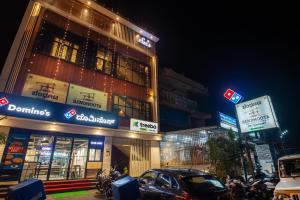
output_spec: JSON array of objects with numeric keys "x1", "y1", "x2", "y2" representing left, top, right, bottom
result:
[{"x1": 1, "y1": 0, "x2": 299, "y2": 149}]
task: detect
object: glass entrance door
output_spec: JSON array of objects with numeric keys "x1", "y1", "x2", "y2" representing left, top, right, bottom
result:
[
  {"x1": 69, "y1": 138, "x2": 88, "y2": 179},
  {"x1": 21, "y1": 135, "x2": 54, "y2": 181},
  {"x1": 49, "y1": 137, "x2": 72, "y2": 180}
]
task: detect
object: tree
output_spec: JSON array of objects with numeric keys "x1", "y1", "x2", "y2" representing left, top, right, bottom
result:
[{"x1": 207, "y1": 130, "x2": 241, "y2": 181}]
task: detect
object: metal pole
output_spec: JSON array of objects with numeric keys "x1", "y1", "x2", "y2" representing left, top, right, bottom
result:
[{"x1": 234, "y1": 106, "x2": 247, "y2": 181}]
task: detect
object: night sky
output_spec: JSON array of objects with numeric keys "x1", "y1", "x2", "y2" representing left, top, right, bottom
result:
[{"x1": 1, "y1": 0, "x2": 299, "y2": 149}]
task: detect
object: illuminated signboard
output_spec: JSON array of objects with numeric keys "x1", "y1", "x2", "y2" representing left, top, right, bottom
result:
[
  {"x1": 224, "y1": 89, "x2": 243, "y2": 104},
  {"x1": 0, "y1": 92, "x2": 118, "y2": 129},
  {"x1": 67, "y1": 84, "x2": 108, "y2": 111},
  {"x1": 130, "y1": 118, "x2": 158, "y2": 133},
  {"x1": 138, "y1": 37, "x2": 152, "y2": 48},
  {"x1": 218, "y1": 112, "x2": 238, "y2": 132},
  {"x1": 235, "y1": 95, "x2": 279, "y2": 133},
  {"x1": 21, "y1": 73, "x2": 69, "y2": 103}
]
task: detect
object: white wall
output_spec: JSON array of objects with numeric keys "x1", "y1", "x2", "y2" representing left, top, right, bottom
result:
[{"x1": 150, "y1": 140, "x2": 161, "y2": 169}]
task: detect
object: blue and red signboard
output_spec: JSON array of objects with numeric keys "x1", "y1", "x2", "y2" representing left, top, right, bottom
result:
[
  {"x1": 224, "y1": 89, "x2": 243, "y2": 104},
  {"x1": 0, "y1": 92, "x2": 118, "y2": 129}
]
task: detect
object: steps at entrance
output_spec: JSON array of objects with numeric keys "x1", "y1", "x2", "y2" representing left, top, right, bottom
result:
[
  {"x1": 43, "y1": 179, "x2": 97, "y2": 194},
  {"x1": 0, "y1": 181, "x2": 18, "y2": 199}
]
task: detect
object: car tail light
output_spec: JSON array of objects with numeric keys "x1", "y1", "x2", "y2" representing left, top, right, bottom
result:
[{"x1": 183, "y1": 192, "x2": 191, "y2": 200}]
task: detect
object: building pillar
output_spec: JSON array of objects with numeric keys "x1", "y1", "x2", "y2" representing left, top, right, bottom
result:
[
  {"x1": 102, "y1": 136, "x2": 112, "y2": 175},
  {"x1": 150, "y1": 140, "x2": 160, "y2": 169}
]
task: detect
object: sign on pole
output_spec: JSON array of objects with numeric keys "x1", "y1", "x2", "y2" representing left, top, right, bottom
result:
[
  {"x1": 224, "y1": 89, "x2": 243, "y2": 104},
  {"x1": 218, "y1": 112, "x2": 238, "y2": 132},
  {"x1": 235, "y1": 95, "x2": 279, "y2": 133}
]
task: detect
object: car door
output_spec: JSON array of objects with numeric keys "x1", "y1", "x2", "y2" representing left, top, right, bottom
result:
[
  {"x1": 152, "y1": 173, "x2": 180, "y2": 200},
  {"x1": 139, "y1": 171, "x2": 159, "y2": 200}
]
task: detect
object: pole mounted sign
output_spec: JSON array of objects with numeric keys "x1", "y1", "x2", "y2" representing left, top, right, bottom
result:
[
  {"x1": 130, "y1": 118, "x2": 158, "y2": 133},
  {"x1": 235, "y1": 95, "x2": 279, "y2": 133},
  {"x1": 218, "y1": 112, "x2": 238, "y2": 132},
  {"x1": 224, "y1": 89, "x2": 243, "y2": 104}
]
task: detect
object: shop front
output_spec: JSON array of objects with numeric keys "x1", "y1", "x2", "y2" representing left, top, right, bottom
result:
[
  {"x1": 3, "y1": 128, "x2": 104, "y2": 181},
  {"x1": 0, "y1": 92, "x2": 161, "y2": 181}
]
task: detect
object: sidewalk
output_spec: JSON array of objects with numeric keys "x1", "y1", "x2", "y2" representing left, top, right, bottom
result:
[{"x1": 47, "y1": 190, "x2": 105, "y2": 200}]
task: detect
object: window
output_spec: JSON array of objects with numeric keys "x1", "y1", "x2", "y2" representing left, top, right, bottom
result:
[
  {"x1": 139, "y1": 171, "x2": 157, "y2": 185},
  {"x1": 155, "y1": 174, "x2": 179, "y2": 189},
  {"x1": 116, "y1": 55, "x2": 150, "y2": 87},
  {"x1": 89, "y1": 149, "x2": 101, "y2": 161},
  {"x1": 96, "y1": 48, "x2": 113, "y2": 75},
  {"x1": 113, "y1": 95, "x2": 151, "y2": 121},
  {"x1": 51, "y1": 37, "x2": 79, "y2": 63}
]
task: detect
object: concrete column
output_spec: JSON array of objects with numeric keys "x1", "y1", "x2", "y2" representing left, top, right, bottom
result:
[
  {"x1": 150, "y1": 140, "x2": 160, "y2": 169},
  {"x1": 102, "y1": 136, "x2": 112, "y2": 175}
]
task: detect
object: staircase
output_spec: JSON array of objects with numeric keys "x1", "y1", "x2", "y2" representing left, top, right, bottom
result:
[
  {"x1": 0, "y1": 181, "x2": 18, "y2": 199},
  {"x1": 43, "y1": 179, "x2": 97, "y2": 194}
]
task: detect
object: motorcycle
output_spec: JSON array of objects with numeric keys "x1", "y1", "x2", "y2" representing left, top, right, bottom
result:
[
  {"x1": 96, "y1": 168, "x2": 106, "y2": 193},
  {"x1": 97, "y1": 166, "x2": 124, "y2": 199}
]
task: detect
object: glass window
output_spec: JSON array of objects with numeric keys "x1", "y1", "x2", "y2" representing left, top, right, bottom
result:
[
  {"x1": 89, "y1": 148, "x2": 101, "y2": 161},
  {"x1": 51, "y1": 37, "x2": 79, "y2": 63},
  {"x1": 96, "y1": 48, "x2": 113, "y2": 75},
  {"x1": 139, "y1": 171, "x2": 157, "y2": 185},
  {"x1": 116, "y1": 55, "x2": 150, "y2": 87},
  {"x1": 155, "y1": 174, "x2": 172, "y2": 188},
  {"x1": 112, "y1": 95, "x2": 151, "y2": 121}
]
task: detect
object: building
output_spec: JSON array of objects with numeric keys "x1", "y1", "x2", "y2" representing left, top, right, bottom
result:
[
  {"x1": 160, "y1": 126, "x2": 227, "y2": 170},
  {"x1": 0, "y1": 0, "x2": 161, "y2": 182},
  {"x1": 159, "y1": 68, "x2": 211, "y2": 131}
]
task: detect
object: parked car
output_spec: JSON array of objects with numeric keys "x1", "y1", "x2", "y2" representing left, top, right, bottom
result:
[{"x1": 138, "y1": 168, "x2": 230, "y2": 200}]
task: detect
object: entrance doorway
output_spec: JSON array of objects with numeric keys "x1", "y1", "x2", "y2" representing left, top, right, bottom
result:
[{"x1": 111, "y1": 145, "x2": 130, "y2": 175}]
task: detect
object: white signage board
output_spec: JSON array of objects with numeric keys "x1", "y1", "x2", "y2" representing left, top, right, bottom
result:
[
  {"x1": 21, "y1": 73, "x2": 69, "y2": 103},
  {"x1": 66, "y1": 84, "x2": 108, "y2": 111},
  {"x1": 235, "y1": 95, "x2": 279, "y2": 133},
  {"x1": 130, "y1": 118, "x2": 158, "y2": 133},
  {"x1": 255, "y1": 144, "x2": 275, "y2": 174}
]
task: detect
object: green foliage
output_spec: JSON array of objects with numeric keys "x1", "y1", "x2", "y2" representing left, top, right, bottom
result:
[{"x1": 207, "y1": 130, "x2": 241, "y2": 181}]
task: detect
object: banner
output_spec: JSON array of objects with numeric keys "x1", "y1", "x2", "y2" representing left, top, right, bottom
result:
[
  {"x1": 235, "y1": 95, "x2": 279, "y2": 133},
  {"x1": 67, "y1": 84, "x2": 108, "y2": 111},
  {"x1": 255, "y1": 144, "x2": 275, "y2": 174},
  {"x1": 21, "y1": 73, "x2": 68, "y2": 103},
  {"x1": 130, "y1": 118, "x2": 158, "y2": 133}
]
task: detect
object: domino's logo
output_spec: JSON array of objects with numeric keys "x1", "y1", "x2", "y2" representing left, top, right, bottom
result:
[
  {"x1": 64, "y1": 109, "x2": 76, "y2": 119},
  {"x1": 224, "y1": 89, "x2": 243, "y2": 104},
  {"x1": 0, "y1": 97, "x2": 9, "y2": 107}
]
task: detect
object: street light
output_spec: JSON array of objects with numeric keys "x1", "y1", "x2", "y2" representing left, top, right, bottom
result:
[{"x1": 280, "y1": 129, "x2": 288, "y2": 154}]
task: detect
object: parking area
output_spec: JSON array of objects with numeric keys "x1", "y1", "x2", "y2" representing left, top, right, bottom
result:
[{"x1": 47, "y1": 190, "x2": 105, "y2": 200}]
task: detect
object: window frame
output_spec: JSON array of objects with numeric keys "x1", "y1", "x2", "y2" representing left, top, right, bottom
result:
[
  {"x1": 50, "y1": 37, "x2": 79, "y2": 64},
  {"x1": 116, "y1": 54, "x2": 151, "y2": 88},
  {"x1": 112, "y1": 95, "x2": 152, "y2": 121}
]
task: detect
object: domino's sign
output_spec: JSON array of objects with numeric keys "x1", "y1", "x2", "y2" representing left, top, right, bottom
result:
[
  {"x1": 0, "y1": 92, "x2": 118, "y2": 129},
  {"x1": 224, "y1": 89, "x2": 243, "y2": 104}
]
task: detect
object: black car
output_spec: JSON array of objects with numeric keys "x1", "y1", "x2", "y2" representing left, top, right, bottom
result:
[{"x1": 138, "y1": 168, "x2": 230, "y2": 200}]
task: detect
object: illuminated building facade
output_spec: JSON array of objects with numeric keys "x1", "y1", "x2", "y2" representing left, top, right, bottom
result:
[{"x1": 0, "y1": 0, "x2": 160, "y2": 182}]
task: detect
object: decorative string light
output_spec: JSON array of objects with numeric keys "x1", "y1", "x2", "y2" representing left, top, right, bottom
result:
[
  {"x1": 53, "y1": 2, "x2": 74, "y2": 81},
  {"x1": 79, "y1": 6, "x2": 94, "y2": 85}
]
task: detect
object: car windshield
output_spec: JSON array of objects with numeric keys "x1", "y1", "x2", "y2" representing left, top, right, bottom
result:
[
  {"x1": 279, "y1": 159, "x2": 300, "y2": 178},
  {"x1": 183, "y1": 175, "x2": 225, "y2": 193}
]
